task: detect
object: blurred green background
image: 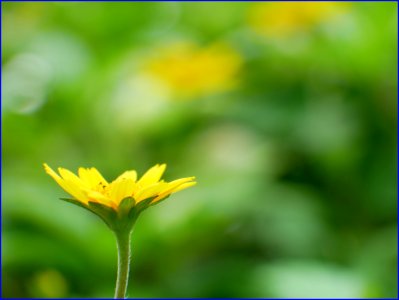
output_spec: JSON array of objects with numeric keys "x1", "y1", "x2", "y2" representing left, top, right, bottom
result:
[{"x1": 2, "y1": 2, "x2": 397, "y2": 298}]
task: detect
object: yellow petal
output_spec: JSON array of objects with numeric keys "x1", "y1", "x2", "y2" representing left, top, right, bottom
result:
[
  {"x1": 108, "y1": 178, "x2": 136, "y2": 204},
  {"x1": 44, "y1": 164, "x2": 89, "y2": 204},
  {"x1": 78, "y1": 167, "x2": 108, "y2": 188},
  {"x1": 151, "y1": 177, "x2": 195, "y2": 202},
  {"x1": 164, "y1": 177, "x2": 196, "y2": 193},
  {"x1": 86, "y1": 190, "x2": 116, "y2": 209},
  {"x1": 78, "y1": 168, "x2": 95, "y2": 187},
  {"x1": 137, "y1": 164, "x2": 166, "y2": 187},
  {"x1": 44, "y1": 163, "x2": 62, "y2": 182},
  {"x1": 152, "y1": 179, "x2": 196, "y2": 203},
  {"x1": 170, "y1": 181, "x2": 197, "y2": 193},
  {"x1": 62, "y1": 181, "x2": 91, "y2": 204},
  {"x1": 135, "y1": 182, "x2": 168, "y2": 203},
  {"x1": 59, "y1": 168, "x2": 89, "y2": 189},
  {"x1": 114, "y1": 170, "x2": 137, "y2": 183}
]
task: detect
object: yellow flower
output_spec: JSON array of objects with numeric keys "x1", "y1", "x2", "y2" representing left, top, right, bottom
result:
[
  {"x1": 248, "y1": 2, "x2": 349, "y2": 38},
  {"x1": 44, "y1": 163, "x2": 196, "y2": 230},
  {"x1": 44, "y1": 163, "x2": 195, "y2": 208},
  {"x1": 44, "y1": 164, "x2": 196, "y2": 297},
  {"x1": 140, "y1": 42, "x2": 242, "y2": 99}
]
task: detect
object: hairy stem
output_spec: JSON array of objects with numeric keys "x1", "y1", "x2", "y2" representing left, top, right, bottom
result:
[{"x1": 114, "y1": 230, "x2": 131, "y2": 299}]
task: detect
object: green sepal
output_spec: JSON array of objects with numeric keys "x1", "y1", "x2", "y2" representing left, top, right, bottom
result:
[
  {"x1": 133, "y1": 198, "x2": 154, "y2": 214},
  {"x1": 88, "y1": 201, "x2": 118, "y2": 229},
  {"x1": 59, "y1": 198, "x2": 117, "y2": 230},
  {"x1": 149, "y1": 195, "x2": 170, "y2": 206},
  {"x1": 112, "y1": 197, "x2": 156, "y2": 232},
  {"x1": 59, "y1": 195, "x2": 164, "y2": 234},
  {"x1": 118, "y1": 197, "x2": 136, "y2": 218},
  {"x1": 60, "y1": 198, "x2": 88, "y2": 210},
  {"x1": 109, "y1": 197, "x2": 138, "y2": 233}
]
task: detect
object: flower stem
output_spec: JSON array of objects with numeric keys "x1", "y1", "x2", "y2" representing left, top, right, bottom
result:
[{"x1": 114, "y1": 230, "x2": 132, "y2": 299}]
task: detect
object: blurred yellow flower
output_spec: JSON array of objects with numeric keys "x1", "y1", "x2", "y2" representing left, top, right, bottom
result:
[
  {"x1": 30, "y1": 269, "x2": 68, "y2": 298},
  {"x1": 248, "y1": 2, "x2": 349, "y2": 38},
  {"x1": 141, "y1": 42, "x2": 242, "y2": 99},
  {"x1": 44, "y1": 163, "x2": 196, "y2": 210}
]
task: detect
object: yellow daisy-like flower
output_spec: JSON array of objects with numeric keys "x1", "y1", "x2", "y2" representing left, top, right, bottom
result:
[
  {"x1": 44, "y1": 163, "x2": 196, "y2": 231},
  {"x1": 44, "y1": 163, "x2": 196, "y2": 298}
]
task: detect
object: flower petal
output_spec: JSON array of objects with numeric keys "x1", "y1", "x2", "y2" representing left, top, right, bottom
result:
[
  {"x1": 135, "y1": 182, "x2": 168, "y2": 203},
  {"x1": 115, "y1": 170, "x2": 138, "y2": 182},
  {"x1": 44, "y1": 164, "x2": 89, "y2": 204},
  {"x1": 164, "y1": 177, "x2": 196, "y2": 193},
  {"x1": 78, "y1": 167, "x2": 108, "y2": 188},
  {"x1": 62, "y1": 182, "x2": 90, "y2": 204},
  {"x1": 86, "y1": 190, "x2": 116, "y2": 209},
  {"x1": 59, "y1": 167, "x2": 89, "y2": 188},
  {"x1": 108, "y1": 178, "x2": 136, "y2": 204},
  {"x1": 152, "y1": 178, "x2": 196, "y2": 203},
  {"x1": 44, "y1": 163, "x2": 62, "y2": 182},
  {"x1": 78, "y1": 168, "x2": 95, "y2": 187},
  {"x1": 137, "y1": 164, "x2": 166, "y2": 187},
  {"x1": 169, "y1": 181, "x2": 197, "y2": 193}
]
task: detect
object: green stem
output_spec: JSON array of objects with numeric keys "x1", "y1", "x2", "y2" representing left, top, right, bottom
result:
[{"x1": 114, "y1": 230, "x2": 132, "y2": 299}]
